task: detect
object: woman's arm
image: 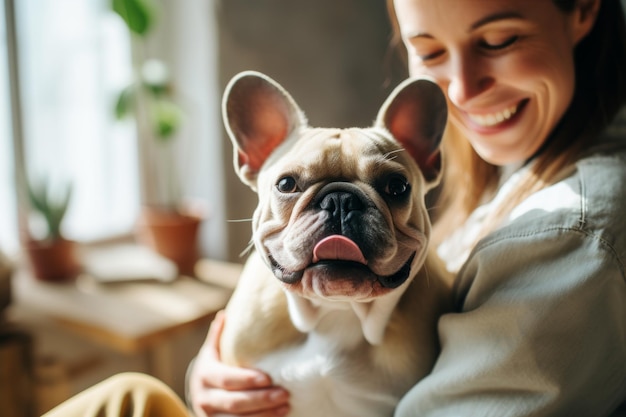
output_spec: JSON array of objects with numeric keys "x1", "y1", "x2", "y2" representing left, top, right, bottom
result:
[
  {"x1": 187, "y1": 311, "x2": 291, "y2": 417},
  {"x1": 396, "y1": 229, "x2": 626, "y2": 417}
]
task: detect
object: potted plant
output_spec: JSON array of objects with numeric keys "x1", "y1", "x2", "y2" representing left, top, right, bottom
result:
[
  {"x1": 111, "y1": 0, "x2": 203, "y2": 276},
  {"x1": 23, "y1": 177, "x2": 80, "y2": 283}
]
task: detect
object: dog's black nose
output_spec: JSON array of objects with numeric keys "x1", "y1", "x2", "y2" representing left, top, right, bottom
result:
[{"x1": 319, "y1": 191, "x2": 364, "y2": 231}]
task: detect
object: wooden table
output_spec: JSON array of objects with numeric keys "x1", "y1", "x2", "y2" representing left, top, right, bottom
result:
[{"x1": 10, "y1": 257, "x2": 241, "y2": 388}]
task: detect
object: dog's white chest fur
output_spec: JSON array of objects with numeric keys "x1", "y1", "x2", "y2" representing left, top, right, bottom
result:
[{"x1": 255, "y1": 307, "x2": 399, "y2": 417}]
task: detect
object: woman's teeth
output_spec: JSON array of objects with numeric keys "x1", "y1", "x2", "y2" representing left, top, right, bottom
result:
[{"x1": 468, "y1": 104, "x2": 519, "y2": 127}]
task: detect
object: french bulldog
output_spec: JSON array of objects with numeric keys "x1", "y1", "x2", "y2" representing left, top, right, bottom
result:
[{"x1": 219, "y1": 71, "x2": 452, "y2": 417}]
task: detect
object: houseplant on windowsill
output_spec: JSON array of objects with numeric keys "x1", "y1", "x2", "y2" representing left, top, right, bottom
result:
[
  {"x1": 112, "y1": 0, "x2": 203, "y2": 276},
  {"x1": 23, "y1": 178, "x2": 80, "y2": 283}
]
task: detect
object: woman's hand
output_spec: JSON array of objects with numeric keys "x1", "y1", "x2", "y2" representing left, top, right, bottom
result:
[{"x1": 188, "y1": 311, "x2": 291, "y2": 417}]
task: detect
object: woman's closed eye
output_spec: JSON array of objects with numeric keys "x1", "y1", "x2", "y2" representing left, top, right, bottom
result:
[
  {"x1": 419, "y1": 49, "x2": 445, "y2": 61},
  {"x1": 404, "y1": 35, "x2": 448, "y2": 63},
  {"x1": 480, "y1": 35, "x2": 519, "y2": 51}
]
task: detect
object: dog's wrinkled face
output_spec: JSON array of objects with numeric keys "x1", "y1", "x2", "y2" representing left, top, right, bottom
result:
[
  {"x1": 256, "y1": 128, "x2": 427, "y2": 301},
  {"x1": 223, "y1": 72, "x2": 447, "y2": 303}
]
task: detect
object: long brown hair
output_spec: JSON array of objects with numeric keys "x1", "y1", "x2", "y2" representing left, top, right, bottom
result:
[{"x1": 386, "y1": 0, "x2": 626, "y2": 243}]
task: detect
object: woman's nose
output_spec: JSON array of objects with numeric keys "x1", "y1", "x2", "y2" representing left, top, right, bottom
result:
[{"x1": 446, "y1": 53, "x2": 494, "y2": 105}]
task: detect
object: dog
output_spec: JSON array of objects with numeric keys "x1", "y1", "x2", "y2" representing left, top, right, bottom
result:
[{"x1": 219, "y1": 71, "x2": 452, "y2": 417}]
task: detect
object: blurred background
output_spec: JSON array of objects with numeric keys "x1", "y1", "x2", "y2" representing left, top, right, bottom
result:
[{"x1": 0, "y1": 0, "x2": 406, "y2": 415}]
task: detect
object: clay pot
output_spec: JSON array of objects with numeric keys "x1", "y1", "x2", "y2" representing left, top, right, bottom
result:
[
  {"x1": 136, "y1": 207, "x2": 203, "y2": 276},
  {"x1": 24, "y1": 238, "x2": 81, "y2": 283}
]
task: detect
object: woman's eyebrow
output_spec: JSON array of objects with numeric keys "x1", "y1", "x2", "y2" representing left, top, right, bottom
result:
[
  {"x1": 404, "y1": 11, "x2": 524, "y2": 40},
  {"x1": 469, "y1": 11, "x2": 524, "y2": 31},
  {"x1": 403, "y1": 30, "x2": 433, "y2": 40}
]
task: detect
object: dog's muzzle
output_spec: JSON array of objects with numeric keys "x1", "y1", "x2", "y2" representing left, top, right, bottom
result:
[{"x1": 268, "y1": 182, "x2": 415, "y2": 292}]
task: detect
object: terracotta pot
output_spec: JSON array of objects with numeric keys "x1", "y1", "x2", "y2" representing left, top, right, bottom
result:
[
  {"x1": 136, "y1": 207, "x2": 203, "y2": 276},
  {"x1": 24, "y1": 238, "x2": 81, "y2": 283}
]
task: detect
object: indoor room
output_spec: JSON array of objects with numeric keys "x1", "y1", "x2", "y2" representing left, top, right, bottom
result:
[{"x1": 3, "y1": 1, "x2": 625, "y2": 416}]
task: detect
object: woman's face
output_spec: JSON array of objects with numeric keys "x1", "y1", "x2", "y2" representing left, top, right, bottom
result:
[{"x1": 394, "y1": 0, "x2": 592, "y2": 165}]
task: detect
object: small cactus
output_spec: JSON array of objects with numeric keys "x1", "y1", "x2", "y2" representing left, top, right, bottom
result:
[{"x1": 26, "y1": 177, "x2": 72, "y2": 241}]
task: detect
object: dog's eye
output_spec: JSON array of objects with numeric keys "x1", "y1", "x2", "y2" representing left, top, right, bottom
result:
[
  {"x1": 276, "y1": 176, "x2": 299, "y2": 193},
  {"x1": 385, "y1": 175, "x2": 410, "y2": 197}
]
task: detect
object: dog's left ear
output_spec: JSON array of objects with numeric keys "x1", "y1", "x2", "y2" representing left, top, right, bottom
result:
[
  {"x1": 223, "y1": 71, "x2": 307, "y2": 188},
  {"x1": 376, "y1": 77, "x2": 447, "y2": 185}
]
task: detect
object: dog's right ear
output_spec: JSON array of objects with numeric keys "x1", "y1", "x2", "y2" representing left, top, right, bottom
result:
[{"x1": 223, "y1": 71, "x2": 307, "y2": 189}]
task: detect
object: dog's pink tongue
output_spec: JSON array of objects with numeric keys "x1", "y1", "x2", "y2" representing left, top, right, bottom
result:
[{"x1": 313, "y1": 235, "x2": 367, "y2": 264}]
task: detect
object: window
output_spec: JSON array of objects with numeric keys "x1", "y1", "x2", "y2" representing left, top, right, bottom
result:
[
  {"x1": 1, "y1": 0, "x2": 139, "y2": 255},
  {"x1": 1, "y1": 0, "x2": 225, "y2": 260}
]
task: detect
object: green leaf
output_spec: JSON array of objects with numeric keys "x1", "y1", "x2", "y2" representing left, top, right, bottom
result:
[
  {"x1": 26, "y1": 177, "x2": 73, "y2": 240},
  {"x1": 114, "y1": 84, "x2": 137, "y2": 119},
  {"x1": 151, "y1": 99, "x2": 184, "y2": 141},
  {"x1": 27, "y1": 177, "x2": 48, "y2": 214},
  {"x1": 111, "y1": 0, "x2": 156, "y2": 36},
  {"x1": 47, "y1": 184, "x2": 72, "y2": 240}
]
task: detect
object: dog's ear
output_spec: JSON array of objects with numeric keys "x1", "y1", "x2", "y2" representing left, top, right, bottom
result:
[
  {"x1": 223, "y1": 71, "x2": 307, "y2": 188},
  {"x1": 376, "y1": 77, "x2": 447, "y2": 185}
]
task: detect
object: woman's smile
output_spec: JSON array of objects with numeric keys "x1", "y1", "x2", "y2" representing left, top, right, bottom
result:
[{"x1": 465, "y1": 101, "x2": 522, "y2": 129}]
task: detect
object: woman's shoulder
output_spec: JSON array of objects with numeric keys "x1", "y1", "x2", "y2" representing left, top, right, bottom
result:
[
  {"x1": 455, "y1": 142, "x2": 626, "y2": 308},
  {"x1": 575, "y1": 141, "x2": 626, "y2": 226},
  {"x1": 513, "y1": 142, "x2": 625, "y2": 227},
  {"x1": 481, "y1": 139, "x2": 626, "y2": 267}
]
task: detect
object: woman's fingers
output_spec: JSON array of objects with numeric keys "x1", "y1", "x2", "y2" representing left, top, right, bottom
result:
[
  {"x1": 188, "y1": 311, "x2": 291, "y2": 416},
  {"x1": 195, "y1": 387, "x2": 290, "y2": 417},
  {"x1": 192, "y1": 353, "x2": 288, "y2": 415},
  {"x1": 200, "y1": 356, "x2": 272, "y2": 391}
]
